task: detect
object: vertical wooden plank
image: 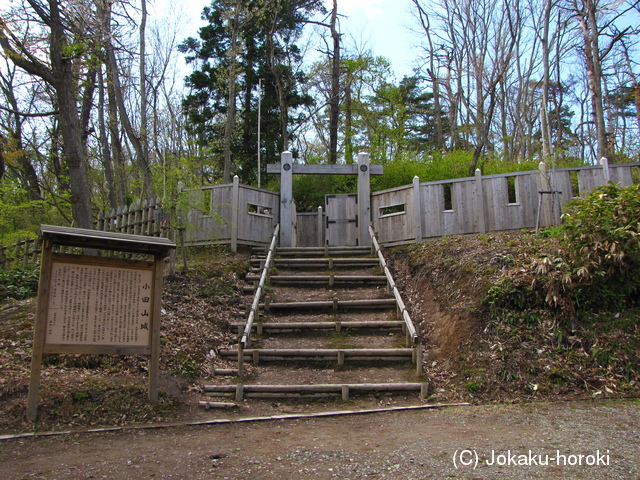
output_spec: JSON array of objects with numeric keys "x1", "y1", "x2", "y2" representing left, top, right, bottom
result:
[
  {"x1": 108, "y1": 209, "x2": 116, "y2": 232},
  {"x1": 97, "y1": 211, "x2": 105, "y2": 232},
  {"x1": 27, "y1": 238, "x2": 53, "y2": 421},
  {"x1": 141, "y1": 200, "x2": 149, "y2": 236},
  {"x1": 148, "y1": 252, "x2": 164, "y2": 403},
  {"x1": 116, "y1": 205, "x2": 124, "y2": 233},
  {"x1": 280, "y1": 151, "x2": 294, "y2": 247},
  {"x1": 413, "y1": 176, "x2": 422, "y2": 243},
  {"x1": 317, "y1": 206, "x2": 324, "y2": 247},
  {"x1": 357, "y1": 152, "x2": 371, "y2": 246},
  {"x1": 22, "y1": 240, "x2": 30, "y2": 268},
  {"x1": 475, "y1": 169, "x2": 486, "y2": 234},
  {"x1": 600, "y1": 156, "x2": 610, "y2": 182},
  {"x1": 133, "y1": 199, "x2": 142, "y2": 236},
  {"x1": 126, "y1": 202, "x2": 134, "y2": 234},
  {"x1": 231, "y1": 176, "x2": 239, "y2": 252}
]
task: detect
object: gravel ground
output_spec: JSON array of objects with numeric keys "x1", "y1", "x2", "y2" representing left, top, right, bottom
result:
[{"x1": 1, "y1": 399, "x2": 638, "y2": 479}]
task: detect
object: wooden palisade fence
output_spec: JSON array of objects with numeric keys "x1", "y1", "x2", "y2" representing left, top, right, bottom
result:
[
  {"x1": 96, "y1": 197, "x2": 168, "y2": 237},
  {"x1": 1, "y1": 158, "x2": 638, "y2": 270},
  {"x1": 371, "y1": 159, "x2": 638, "y2": 246},
  {"x1": 184, "y1": 158, "x2": 639, "y2": 248},
  {"x1": 0, "y1": 237, "x2": 41, "y2": 270},
  {"x1": 0, "y1": 198, "x2": 183, "y2": 271}
]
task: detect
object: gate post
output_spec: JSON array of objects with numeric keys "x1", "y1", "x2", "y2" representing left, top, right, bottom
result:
[
  {"x1": 357, "y1": 152, "x2": 371, "y2": 246},
  {"x1": 280, "y1": 151, "x2": 295, "y2": 247}
]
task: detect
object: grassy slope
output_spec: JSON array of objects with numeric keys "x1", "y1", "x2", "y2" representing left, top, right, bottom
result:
[{"x1": 393, "y1": 230, "x2": 640, "y2": 403}]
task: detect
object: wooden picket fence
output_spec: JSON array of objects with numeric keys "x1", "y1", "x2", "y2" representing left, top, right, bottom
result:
[
  {"x1": 0, "y1": 237, "x2": 41, "y2": 270},
  {"x1": 96, "y1": 197, "x2": 169, "y2": 237}
]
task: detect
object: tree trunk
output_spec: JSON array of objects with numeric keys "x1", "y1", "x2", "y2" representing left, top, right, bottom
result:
[
  {"x1": 100, "y1": 0, "x2": 150, "y2": 197},
  {"x1": 48, "y1": 0, "x2": 93, "y2": 229},
  {"x1": 328, "y1": 0, "x2": 340, "y2": 164},
  {"x1": 223, "y1": 2, "x2": 242, "y2": 184},
  {"x1": 139, "y1": 0, "x2": 151, "y2": 194},
  {"x1": 344, "y1": 78, "x2": 353, "y2": 164},
  {"x1": 413, "y1": 0, "x2": 444, "y2": 150},
  {"x1": 574, "y1": 0, "x2": 608, "y2": 160},
  {"x1": 540, "y1": 0, "x2": 552, "y2": 163},
  {"x1": 98, "y1": 64, "x2": 117, "y2": 210},
  {"x1": 2, "y1": 77, "x2": 42, "y2": 199}
]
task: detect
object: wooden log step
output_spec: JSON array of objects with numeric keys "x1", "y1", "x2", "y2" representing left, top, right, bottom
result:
[
  {"x1": 252, "y1": 246, "x2": 372, "y2": 257},
  {"x1": 198, "y1": 401, "x2": 238, "y2": 409},
  {"x1": 204, "y1": 383, "x2": 424, "y2": 393},
  {"x1": 250, "y1": 258, "x2": 380, "y2": 268},
  {"x1": 231, "y1": 321, "x2": 404, "y2": 332},
  {"x1": 213, "y1": 368, "x2": 238, "y2": 376},
  {"x1": 201, "y1": 382, "x2": 428, "y2": 402},
  {"x1": 218, "y1": 348, "x2": 414, "y2": 362},
  {"x1": 245, "y1": 275, "x2": 387, "y2": 286},
  {"x1": 258, "y1": 298, "x2": 397, "y2": 311}
]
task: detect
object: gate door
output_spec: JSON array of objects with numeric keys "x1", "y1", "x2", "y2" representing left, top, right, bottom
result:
[{"x1": 325, "y1": 194, "x2": 358, "y2": 246}]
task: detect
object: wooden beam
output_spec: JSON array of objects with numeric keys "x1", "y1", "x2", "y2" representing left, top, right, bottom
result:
[{"x1": 266, "y1": 163, "x2": 384, "y2": 176}]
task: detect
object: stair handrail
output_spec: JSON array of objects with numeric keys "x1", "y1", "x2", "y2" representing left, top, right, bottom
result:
[
  {"x1": 238, "y1": 223, "x2": 279, "y2": 372},
  {"x1": 368, "y1": 225, "x2": 418, "y2": 345}
]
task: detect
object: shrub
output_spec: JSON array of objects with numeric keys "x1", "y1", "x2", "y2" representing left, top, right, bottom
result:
[
  {"x1": 561, "y1": 183, "x2": 640, "y2": 301},
  {"x1": 0, "y1": 267, "x2": 40, "y2": 302}
]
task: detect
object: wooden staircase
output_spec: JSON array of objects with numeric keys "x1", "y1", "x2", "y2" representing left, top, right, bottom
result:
[{"x1": 201, "y1": 233, "x2": 425, "y2": 408}]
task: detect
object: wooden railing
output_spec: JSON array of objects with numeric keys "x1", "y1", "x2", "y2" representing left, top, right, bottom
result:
[
  {"x1": 369, "y1": 225, "x2": 421, "y2": 373},
  {"x1": 237, "y1": 223, "x2": 279, "y2": 375}
]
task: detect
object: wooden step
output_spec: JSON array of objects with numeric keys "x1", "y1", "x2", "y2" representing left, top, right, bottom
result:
[
  {"x1": 198, "y1": 401, "x2": 238, "y2": 409},
  {"x1": 231, "y1": 320, "x2": 405, "y2": 333},
  {"x1": 203, "y1": 382, "x2": 428, "y2": 402},
  {"x1": 252, "y1": 246, "x2": 372, "y2": 258},
  {"x1": 218, "y1": 347, "x2": 415, "y2": 363},
  {"x1": 251, "y1": 298, "x2": 397, "y2": 311},
  {"x1": 250, "y1": 258, "x2": 380, "y2": 269},
  {"x1": 245, "y1": 274, "x2": 387, "y2": 286}
]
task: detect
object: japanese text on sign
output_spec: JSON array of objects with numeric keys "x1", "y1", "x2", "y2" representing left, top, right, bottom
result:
[{"x1": 46, "y1": 262, "x2": 154, "y2": 347}]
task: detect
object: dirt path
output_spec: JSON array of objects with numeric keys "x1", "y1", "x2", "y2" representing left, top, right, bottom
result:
[{"x1": 1, "y1": 399, "x2": 638, "y2": 480}]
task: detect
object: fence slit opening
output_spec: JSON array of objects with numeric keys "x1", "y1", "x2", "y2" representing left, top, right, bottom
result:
[
  {"x1": 443, "y1": 184, "x2": 454, "y2": 211},
  {"x1": 507, "y1": 176, "x2": 518, "y2": 204},
  {"x1": 569, "y1": 171, "x2": 580, "y2": 198},
  {"x1": 379, "y1": 203, "x2": 406, "y2": 217}
]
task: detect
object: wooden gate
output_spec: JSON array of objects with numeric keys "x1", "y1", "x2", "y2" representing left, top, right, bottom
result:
[{"x1": 325, "y1": 194, "x2": 358, "y2": 246}]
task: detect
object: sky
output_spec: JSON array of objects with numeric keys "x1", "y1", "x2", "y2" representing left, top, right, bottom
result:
[
  {"x1": 0, "y1": 0, "x2": 421, "y2": 85},
  {"x1": 163, "y1": 0, "x2": 420, "y2": 80},
  {"x1": 326, "y1": 0, "x2": 419, "y2": 79}
]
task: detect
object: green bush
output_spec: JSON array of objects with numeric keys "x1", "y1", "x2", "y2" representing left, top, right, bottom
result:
[
  {"x1": 483, "y1": 183, "x2": 640, "y2": 317},
  {"x1": 0, "y1": 267, "x2": 40, "y2": 302},
  {"x1": 562, "y1": 183, "x2": 640, "y2": 301}
]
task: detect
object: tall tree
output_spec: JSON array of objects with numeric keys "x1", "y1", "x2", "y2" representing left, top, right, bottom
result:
[
  {"x1": 570, "y1": 0, "x2": 635, "y2": 161},
  {"x1": 328, "y1": 0, "x2": 341, "y2": 164},
  {"x1": 180, "y1": 0, "x2": 322, "y2": 184},
  {"x1": 0, "y1": 0, "x2": 93, "y2": 229}
]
